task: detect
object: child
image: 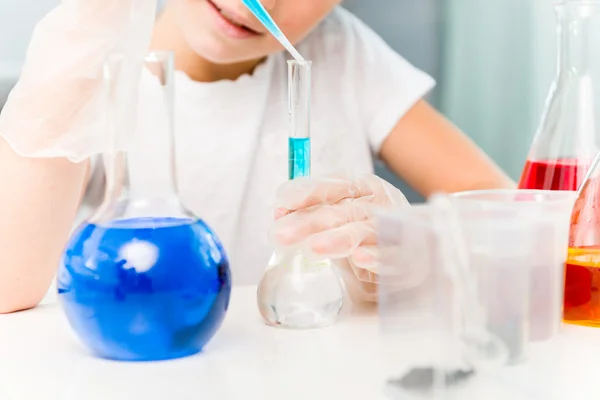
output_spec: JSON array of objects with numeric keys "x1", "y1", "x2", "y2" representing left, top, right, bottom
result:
[{"x1": 0, "y1": 0, "x2": 513, "y2": 312}]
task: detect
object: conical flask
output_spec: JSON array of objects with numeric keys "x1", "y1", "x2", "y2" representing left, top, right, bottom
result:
[
  {"x1": 566, "y1": 150, "x2": 600, "y2": 326},
  {"x1": 560, "y1": 1, "x2": 600, "y2": 328},
  {"x1": 57, "y1": 52, "x2": 232, "y2": 361},
  {"x1": 518, "y1": 0, "x2": 600, "y2": 191},
  {"x1": 257, "y1": 60, "x2": 344, "y2": 329}
]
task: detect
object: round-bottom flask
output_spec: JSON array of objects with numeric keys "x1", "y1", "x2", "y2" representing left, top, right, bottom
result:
[
  {"x1": 59, "y1": 217, "x2": 231, "y2": 361},
  {"x1": 257, "y1": 250, "x2": 344, "y2": 329},
  {"x1": 57, "y1": 52, "x2": 231, "y2": 361}
]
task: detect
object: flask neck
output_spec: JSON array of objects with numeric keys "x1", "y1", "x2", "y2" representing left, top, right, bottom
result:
[
  {"x1": 557, "y1": 4, "x2": 600, "y2": 76},
  {"x1": 106, "y1": 140, "x2": 180, "y2": 205},
  {"x1": 101, "y1": 129, "x2": 184, "y2": 220},
  {"x1": 95, "y1": 52, "x2": 189, "y2": 223},
  {"x1": 113, "y1": 73, "x2": 181, "y2": 205}
]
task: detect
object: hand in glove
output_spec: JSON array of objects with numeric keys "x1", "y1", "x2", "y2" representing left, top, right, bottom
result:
[
  {"x1": 271, "y1": 173, "x2": 410, "y2": 302},
  {"x1": 0, "y1": 0, "x2": 157, "y2": 162}
]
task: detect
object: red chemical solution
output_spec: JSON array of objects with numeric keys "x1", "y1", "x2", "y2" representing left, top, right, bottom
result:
[
  {"x1": 563, "y1": 247, "x2": 600, "y2": 327},
  {"x1": 518, "y1": 159, "x2": 590, "y2": 191}
]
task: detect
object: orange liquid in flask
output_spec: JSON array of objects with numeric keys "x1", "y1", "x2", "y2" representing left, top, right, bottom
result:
[{"x1": 563, "y1": 247, "x2": 600, "y2": 327}]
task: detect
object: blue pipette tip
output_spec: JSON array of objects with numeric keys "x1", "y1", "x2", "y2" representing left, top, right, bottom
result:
[{"x1": 242, "y1": 0, "x2": 305, "y2": 62}]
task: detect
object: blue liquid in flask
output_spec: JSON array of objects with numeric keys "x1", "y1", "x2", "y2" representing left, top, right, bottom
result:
[
  {"x1": 289, "y1": 137, "x2": 311, "y2": 179},
  {"x1": 58, "y1": 217, "x2": 231, "y2": 361}
]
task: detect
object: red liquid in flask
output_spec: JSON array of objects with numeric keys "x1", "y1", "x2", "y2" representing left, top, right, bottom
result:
[
  {"x1": 518, "y1": 159, "x2": 590, "y2": 191},
  {"x1": 563, "y1": 247, "x2": 600, "y2": 327}
]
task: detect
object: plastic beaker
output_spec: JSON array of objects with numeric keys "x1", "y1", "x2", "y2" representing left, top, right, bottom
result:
[
  {"x1": 378, "y1": 204, "x2": 522, "y2": 399},
  {"x1": 450, "y1": 190, "x2": 577, "y2": 342},
  {"x1": 378, "y1": 193, "x2": 575, "y2": 399},
  {"x1": 378, "y1": 205, "x2": 472, "y2": 400}
]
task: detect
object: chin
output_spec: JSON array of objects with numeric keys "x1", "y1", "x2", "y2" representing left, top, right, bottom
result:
[{"x1": 187, "y1": 34, "x2": 267, "y2": 65}]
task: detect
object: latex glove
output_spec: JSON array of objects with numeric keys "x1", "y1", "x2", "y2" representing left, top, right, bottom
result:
[
  {"x1": 272, "y1": 173, "x2": 410, "y2": 301},
  {"x1": 0, "y1": 0, "x2": 157, "y2": 162}
]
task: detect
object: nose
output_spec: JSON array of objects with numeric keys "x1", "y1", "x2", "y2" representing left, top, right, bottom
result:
[{"x1": 260, "y1": 0, "x2": 276, "y2": 11}]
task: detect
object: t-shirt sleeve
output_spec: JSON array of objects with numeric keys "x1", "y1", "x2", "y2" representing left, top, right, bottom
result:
[{"x1": 336, "y1": 10, "x2": 436, "y2": 155}]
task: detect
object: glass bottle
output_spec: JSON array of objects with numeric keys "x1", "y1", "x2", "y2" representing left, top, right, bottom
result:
[
  {"x1": 518, "y1": 0, "x2": 600, "y2": 191},
  {"x1": 256, "y1": 60, "x2": 344, "y2": 329},
  {"x1": 563, "y1": 1, "x2": 600, "y2": 327},
  {"x1": 57, "y1": 52, "x2": 232, "y2": 361}
]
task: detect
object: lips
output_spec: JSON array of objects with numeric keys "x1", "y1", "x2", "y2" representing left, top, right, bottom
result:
[{"x1": 208, "y1": 0, "x2": 263, "y2": 36}]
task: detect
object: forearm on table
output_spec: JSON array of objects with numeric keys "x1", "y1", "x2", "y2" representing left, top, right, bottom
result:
[
  {"x1": 0, "y1": 138, "x2": 88, "y2": 314},
  {"x1": 379, "y1": 101, "x2": 515, "y2": 197}
]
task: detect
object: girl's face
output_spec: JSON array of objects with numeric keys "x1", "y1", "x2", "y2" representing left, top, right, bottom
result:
[{"x1": 173, "y1": 0, "x2": 341, "y2": 64}]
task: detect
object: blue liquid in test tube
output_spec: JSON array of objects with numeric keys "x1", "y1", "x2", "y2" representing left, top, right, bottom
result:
[
  {"x1": 289, "y1": 137, "x2": 311, "y2": 179},
  {"x1": 287, "y1": 60, "x2": 312, "y2": 181}
]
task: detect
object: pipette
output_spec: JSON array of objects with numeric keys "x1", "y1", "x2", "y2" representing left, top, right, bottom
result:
[{"x1": 242, "y1": 0, "x2": 305, "y2": 61}]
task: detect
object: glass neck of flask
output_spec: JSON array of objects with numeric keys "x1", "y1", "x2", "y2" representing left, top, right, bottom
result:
[
  {"x1": 557, "y1": 2, "x2": 600, "y2": 77},
  {"x1": 288, "y1": 60, "x2": 312, "y2": 180},
  {"x1": 102, "y1": 52, "x2": 184, "y2": 218}
]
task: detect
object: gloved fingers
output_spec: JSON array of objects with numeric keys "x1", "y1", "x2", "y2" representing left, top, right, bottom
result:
[
  {"x1": 349, "y1": 256, "x2": 379, "y2": 284},
  {"x1": 350, "y1": 245, "x2": 379, "y2": 273},
  {"x1": 378, "y1": 242, "x2": 433, "y2": 292},
  {"x1": 275, "y1": 175, "x2": 361, "y2": 217},
  {"x1": 301, "y1": 221, "x2": 377, "y2": 260},
  {"x1": 334, "y1": 259, "x2": 379, "y2": 303},
  {"x1": 275, "y1": 174, "x2": 410, "y2": 220},
  {"x1": 275, "y1": 173, "x2": 385, "y2": 215},
  {"x1": 0, "y1": 0, "x2": 157, "y2": 162},
  {"x1": 350, "y1": 244, "x2": 429, "y2": 289},
  {"x1": 272, "y1": 198, "x2": 376, "y2": 246},
  {"x1": 382, "y1": 181, "x2": 410, "y2": 207},
  {"x1": 20, "y1": 0, "x2": 145, "y2": 79}
]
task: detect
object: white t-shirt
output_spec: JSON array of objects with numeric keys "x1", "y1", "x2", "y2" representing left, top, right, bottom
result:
[{"x1": 84, "y1": 7, "x2": 435, "y2": 285}]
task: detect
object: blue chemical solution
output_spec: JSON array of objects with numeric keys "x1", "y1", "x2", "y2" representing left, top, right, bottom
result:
[
  {"x1": 57, "y1": 217, "x2": 231, "y2": 362},
  {"x1": 289, "y1": 137, "x2": 311, "y2": 179}
]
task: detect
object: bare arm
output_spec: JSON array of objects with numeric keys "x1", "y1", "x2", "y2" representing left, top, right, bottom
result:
[
  {"x1": 0, "y1": 138, "x2": 88, "y2": 313},
  {"x1": 380, "y1": 100, "x2": 515, "y2": 197}
]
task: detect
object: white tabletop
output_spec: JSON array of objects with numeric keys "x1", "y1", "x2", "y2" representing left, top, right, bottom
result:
[
  {"x1": 0, "y1": 286, "x2": 599, "y2": 400},
  {"x1": 0, "y1": 286, "x2": 387, "y2": 400}
]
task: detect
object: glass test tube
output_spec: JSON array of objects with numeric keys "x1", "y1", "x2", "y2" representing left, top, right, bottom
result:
[
  {"x1": 257, "y1": 59, "x2": 344, "y2": 330},
  {"x1": 288, "y1": 60, "x2": 312, "y2": 180}
]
